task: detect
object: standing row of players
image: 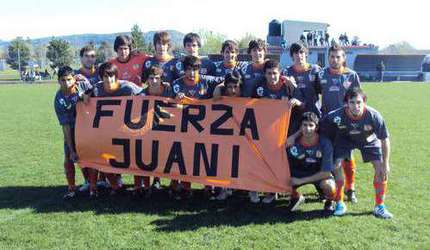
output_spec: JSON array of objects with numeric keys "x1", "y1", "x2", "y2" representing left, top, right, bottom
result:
[{"x1": 54, "y1": 31, "x2": 392, "y2": 219}]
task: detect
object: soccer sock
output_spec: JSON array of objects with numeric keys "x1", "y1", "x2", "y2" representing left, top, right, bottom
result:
[
  {"x1": 374, "y1": 179, "x2": 387, "y2": 206},
  {"x1": 134, "y1": 176, "x2": 142, "y2": 190},
  {"x1": 106, "y1": 174, "x2": 119, "y2": 190},
  {"x1": 63, "y1": 162, "x2": 76, "y2": 191},
  {"x1": 89, "y1": 169, "x2": 98, "y2": 193},
  {"x1": 343, "y1": 159, "x2": 356, "y2": 191},
  {"x1": 143, "y1": 177, "x2": 150, "y2": 189},
  {"x1": 335, "y1": 180, "x2": 344, "y2": 202}
]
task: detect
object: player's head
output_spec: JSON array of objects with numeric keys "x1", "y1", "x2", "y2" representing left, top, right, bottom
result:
[
  {"x1": 99, "y1": 62, "x2": 120, "y2": 92},
  {"x1": 79, "y1": 44, "x2": 96, "y2": 69},
  {"x1": 328, "y1": 44, "x2": 346, "y2": 69},
  {"x1": 344, "y1": 87, "x2": 367, "y2": 117},
  {"x1": 183, "y1": 33, "x2": 201, "y2": 56},
  {"x1": 143, "y1": 64, "x2": 163, "y2": 87},
  {"x1": 300, "y1": 112, "x2": 319, "y2": 137},
  {"x1": 247, "y1": 39, "x2": 266, "y2": 64},
  {"x1": 153, "y1": 31, "x2": 171, "y2": 56},
  {"x1": 289, "y1": 43, "x2": 308, "y2": 65},
  {"x1": 57, "y1": 66, "x2": 76, "y2": 89},
  {"x1": 114, "y1": 35, "x2": 133, "y2": 61},
  {"x1": 264, "y1": 60, "x2": 281, "y2": 86},
  {"x1": 221, "y1": 40, "x2": 239, "y2": 64},
  {"x1": 183, "y1": 55, "x2": 201, "y2": 83},
  {"x1": 224, "y1": 71, "x2": 242, "y2": 97}
]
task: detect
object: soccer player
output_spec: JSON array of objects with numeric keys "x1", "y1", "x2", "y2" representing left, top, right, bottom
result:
[
  {"x1": 76, "y1": 44, "x2": 99, "y2": 85},
  {"x1": 287, "y1": 112, "x2": 335, "y2": 213},
  {"x1": 142, "y1": 31, "x2": 176, "y2": 84},
  {"x1": 214, "y1": 40, "x2": 247, "y2": 77},
  {"x1": 172, "y1": 32, "x2": 216, "y2": 79},
  {"x1": 54, "y1": 66, "x2": 92, "y2": 199},
  {"x1": 109, "y1": 35, "x2": 148, "y2": 86},
  {"x1": 90, "y1": 62, "x2": 145, "y2": 196},
  {"x1": 171, "y1": 55, "x2": 224, "y2": 199},
  {"x1": 240, "y1": 39, "x2": 267, "y2": 97},
  {"x1": 320, "y1": 88, "x2": 393, "y2": 219},
  {"x1": 253, "y1": 59, "x2": 301, "y2": 204},
  {"x1": 318, "y1": 44, "x2": 361, "y2": 203}
]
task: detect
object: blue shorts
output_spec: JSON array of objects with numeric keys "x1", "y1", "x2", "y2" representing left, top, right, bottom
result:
[{"x1": 334, "y1": 139, "x2": 382, "y2": 163}]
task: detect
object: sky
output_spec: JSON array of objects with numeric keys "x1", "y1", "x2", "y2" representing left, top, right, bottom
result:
[{"x1": 1, "y1": 0, "x2": 429, "y2": 49}]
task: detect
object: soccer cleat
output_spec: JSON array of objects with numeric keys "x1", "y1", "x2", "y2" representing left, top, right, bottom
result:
[
  {"x1": 323, "y1": 200, "x2": 335, "y2": 213},
  {"x1": 216, "y1": 189, "x2": 232, "y2": 201},
  {"x1": 345, "y1": 189, "x2": 358, "y2": 203},
  {"x1": 288, "y1": 195, "x2": 305, "y2": 212},
  {"x1": 152, "y1": 178, "x2": 161, "y2": 190},
  {"x1": 262, "y1": 193, "x2": 277, "y2": 204},
  {"x1": 333, "y1": 201, "x2": 347, "y2": 216},
  {"x1": 373, "y1": 205, "x2": 393, "y2": 219},
  {"x1": 78, "y1": 182, "x2": 90, "y2": 192},
  {"x1": 63, "y1": 191, "x2": 76, "y2": 200},
  {"x1": 249, "y1": 191, "x2": 260, "y2": 203},
  {"x1": 97, "y1": 180, "x2": 111, "y2": 189}
]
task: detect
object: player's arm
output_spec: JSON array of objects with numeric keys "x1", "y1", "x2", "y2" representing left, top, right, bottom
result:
[
  {"x1": 291, "y1": 171, "x2": 331, "y2": 186},
  {"x1": 201, "y1": 75, "x2": 224, "y2": 87},
  {"x1": 62, "y1": 124, "x2": 78, "y2": 162}
]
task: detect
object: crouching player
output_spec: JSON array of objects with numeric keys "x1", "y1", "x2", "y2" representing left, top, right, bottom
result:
[
  {"x1": 321, "y1": 88, "x2": 393, "y2": 219},
  {"x1": 287, "y1": 112, "x2": 335, "y2": 213},
  {"x1": 54, "y1": 66, "x2": 92, "y2": 199}
]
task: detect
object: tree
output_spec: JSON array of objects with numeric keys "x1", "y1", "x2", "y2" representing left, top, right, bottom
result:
[
  {"x1": 197, "y1": 29, "x2": 226, "y2": 55},
  {"x1": 131, "y1": 24, "x2": 153, "y2": 54},
  {"x1": 96, "y1": 41, "x2": 115, "y2": 64},
  {"x1": 380, "y1": 41, "x2": 417, "y2": 54},
  {"x1": 238, "y1": 33, "x2": 258, "y2": 50},
  {"x1": 6, "y1": 37, "x2": 31, "y2": 71},
  {"x1": 46, "y1": 38, "x2": 74, "y2": 70}
]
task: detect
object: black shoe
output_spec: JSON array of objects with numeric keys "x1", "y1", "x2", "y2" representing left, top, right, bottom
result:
[
  {"x1": 345, "y1": 189, "x2": 358, "y2": 203},
  {"x1": 323, "y1": 200, "x2": 335, "y2": 214}
]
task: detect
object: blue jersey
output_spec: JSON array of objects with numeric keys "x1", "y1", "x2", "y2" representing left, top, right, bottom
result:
[
  {"x1": 240, "y1": 63, "x2": 265, "y2": 97},
  {"x1": 142, "y1": 57, "x2": 176, "y2": 83},
  {"x1": 74, "y1": 67, "x2": 99, "y2": 85},
  {"x1": 287, "y1": 136, "x2": 334, "y2": 178},
  {"x1": 171, "y1": 56, "x2": 216, "y2": 80},
  {"x1": 172, "y1": 75, "x2": 224, "y2": 99},
  {"x1": 254, "y1": 80, "x2": 295, "y2": 100},
  {"x1": 285, "y1": 64, "x2": 322, "y2": 116},
  {"x1": 92, "y1": 80, "x2": 144, "y2": 97},
  {"x1": 320, "y1": 106, "x2": 389, "y2": 146},
  {"x1": 54, "y1": 76, "x2": 92, "y2": 127},
  {"x1": 318, "y1": 67, "x2": 360, "y2": 115},
  {"x1": 143, "y1": 84, "x2": 174, "y2": 98},
  {"x1": 213, "y1": 61, "x2": 248, "y2": 77}
]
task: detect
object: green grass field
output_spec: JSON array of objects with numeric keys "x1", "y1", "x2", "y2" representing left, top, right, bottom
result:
[{"x1": 0, "y1": 82, "x2": 429, "y2": 249}]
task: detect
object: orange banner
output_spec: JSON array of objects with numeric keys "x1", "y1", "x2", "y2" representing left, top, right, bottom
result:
[{"x1": 76, "y1": 96, "x2": 292, "y2": 193}]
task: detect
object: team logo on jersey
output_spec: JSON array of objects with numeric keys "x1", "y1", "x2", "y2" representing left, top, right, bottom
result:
[
  {"x1": 173, "y1": 84, "x2": 180, "y2": 93},
  {"x1": 133, "y1": 64, "x2": 140, "y2": 70},
  {"x1": 241, "y1": 66, "x2": 247, "y2": 75},
  {"x1": 59, "y1": 98, "x2": 70, "y2": 109},
  {"x1": 256, "y1": 87, "x2": 264, "y2": 97},
  {"x1": 145, "y1": 60, "x2": 152, "y2": 68},
  {"x1": 364, "y1": 124, "x2": 373, "y2": 131},
  {"x1": 343, "y1": 81, "x2": 352, "y2": 89},
  {"x1": 269, "y1": 94, "x2": 277, "y2": 99},
  {"x1": 305, "y1": 157, "x2": 317, "y2": 163},
  {"x1": 316, "y1": 150, "x2": 322, "y2": 158},
  {"x1": 290, "y1": 146, "x2": 299, "y2": 157},
  {"x1": 333, "y1": 116, "x2": 341, "y2": 126},
  {"x1": 176, "y1": 62, "x2": 182, "y2": 71}
]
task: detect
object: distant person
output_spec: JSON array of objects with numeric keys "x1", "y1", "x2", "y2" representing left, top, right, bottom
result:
[
  {"x1": 376, "y1": 60, "x2": 385, "y2": 82},
  {"x1": 325, "y1": 32, "x2": 330, "y2": 46}
]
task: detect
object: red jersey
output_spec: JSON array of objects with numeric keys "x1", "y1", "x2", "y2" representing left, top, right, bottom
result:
[{"x1": 109, "y1": 53, "x2": 149, "y2": 86}]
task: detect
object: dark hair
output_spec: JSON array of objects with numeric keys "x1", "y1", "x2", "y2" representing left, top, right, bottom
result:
[
  {"x1": 182, "y1": 55, "x2": 201, "y2": 70},
  {"x1": 301, "y1": 112, "x2": 319, "y2": 125},
  {"x1": 79, "y1": 44, "x2": 96, "y2": 57},
  {"x1": 221, "y1": 40, "x2": 239, "y2": 54},
  {"x1": 114, "y1": 35, "x2": 133, "y2": 52},
  {"x1": 344, "y1": 87, "x2": 367, "y2": 103},
  {"x1": 225, "y1": 71, "x2": 242, "y2": 86},
  {"x1": 98, "y1": 62, "x2": 119, "y2": 79},
  {"x1": 289, "y1": 42, "x2": 308, "y2": 57},
  {"x1": 247, "y1": 39, "x2": 266, "y2": 54},
  {"x1": 153, "y1": 31, "x2": 171, "y2": 48},
  {"x1": 263, "y1": 59, "x2": 281, "y2": 73},
  {"x1": 58, "y1": 66, "x2": 74, "y2": 79},
  {"x1": 183, "y1": 33, "x2": 201, "y2": 48},
  {"x1": 328, "y1": 43, "x2": 345, "y2": 55},
  {"x1": 142, "y1": 64, "x2": 164, "y2": 82}
]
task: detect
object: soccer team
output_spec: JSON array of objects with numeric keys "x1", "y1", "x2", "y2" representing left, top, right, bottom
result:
[{"x1": 54, "y1": 31, "x2": 393, "y2": 219}]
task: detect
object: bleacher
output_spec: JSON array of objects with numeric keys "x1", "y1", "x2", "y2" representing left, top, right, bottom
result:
[{"x1": 354, "y1": 54, "x2": 426, "y2": 81}]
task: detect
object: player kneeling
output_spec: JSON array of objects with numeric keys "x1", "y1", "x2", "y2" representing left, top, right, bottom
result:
[{"x1": 287, "y1": 112, "x2": 336, "y2": 213}]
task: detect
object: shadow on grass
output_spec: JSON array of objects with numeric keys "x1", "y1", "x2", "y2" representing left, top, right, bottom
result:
[{"x1": 0, "y1": 185, "x2": 373, "y2": 231}]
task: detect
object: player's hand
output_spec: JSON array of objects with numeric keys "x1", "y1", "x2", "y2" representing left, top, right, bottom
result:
[
  {"x1": 381, "y1": 162, "x2": 390, "y2": 181},
  {"x1": 70, "y1": 151, "x2": 79, "y2": 163},
  {"x1": 289, "y1": 98, "x2": 302, "y2": 107},
  {"x1": 176, "y1": 92, "x2": 185, "y2": 100},
  {"x1": 286, "y1": 136, "x2": 296, "y2": 148},
  {"x1": 291, "y1": 177, "x2": 301, "y2": 186},
  {"x1": 83, "y1": 94, "x2": 90, "y2": 104},
  {"x1": 283, "y1": 76, "x2": 297, "y2": 88}
]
